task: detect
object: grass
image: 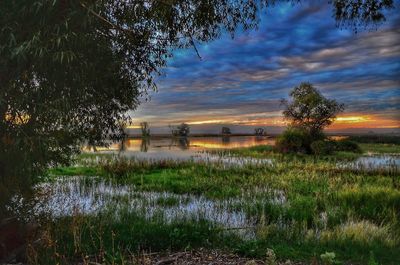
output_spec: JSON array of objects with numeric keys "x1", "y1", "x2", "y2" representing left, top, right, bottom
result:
[
  {"x1": 211, "y1": 145, "x2": 274, "y2": 158},
  {"x1": 360, "y1": 143, "x2": 400, "y2": 154},
  {"x1": 30, "y1": 211, "x2": 238, "y2": 265},
  {"x1": 33, "y1": 146, "x2": 400, "y2": 264},
  {"x1": 348, "y1": 135, "x2": 400, "y2": 145},
  {"x1": 47, "y1": 166, "x2": 101, "y2": 177}
]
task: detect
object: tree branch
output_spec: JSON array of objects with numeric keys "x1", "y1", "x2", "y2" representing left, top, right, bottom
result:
[{"x1": 190, "y1": 35, "x2": 202, "y2": 60}]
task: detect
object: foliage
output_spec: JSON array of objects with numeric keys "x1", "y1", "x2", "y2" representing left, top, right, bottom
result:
[
  {"x1": 348, "y1": 135, "x2": 400, "y2": 145},
  {"x1": 221, "y1": 127, "x2": 232, "y2": 135},
  {"x1": 334, "y1": 139, "x2": 361, "y2": 153},
  {"x1": 320, "y1": 252, "x2": 336, "y2": 265},
  {"x1": 265, "y1": 248, "x2": 277, "y2": 265},
  {"x1": 140, "y1": 122, "x2": 150, "y2": 137},
  {"x1": 0, "y1": 0, "x2": 262, "y2": 215},
  {"x1": 368, "y1": 251, "x2": 379, "y2": 265},
  {"x1": 275, "y1": 127, "x2": 312, "y2": 154},
  {"x1": 278, "y1": 83, "x2": 344, "y2": 154},
  {"x1": 311, "y1": 140, "x2": 334, "y2": 155},
  {"x1": 281, "y1": 83, "x2": 344, "y2": 138}
]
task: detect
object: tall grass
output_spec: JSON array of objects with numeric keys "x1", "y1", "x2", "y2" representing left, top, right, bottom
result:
[{"x1": 31, "y1": 150, "x2": 400, "y2": 264}]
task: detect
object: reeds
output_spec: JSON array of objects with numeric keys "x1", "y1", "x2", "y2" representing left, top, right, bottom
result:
[{"x1": 18, "y1": 150, "x2": 400, "y2": 264}]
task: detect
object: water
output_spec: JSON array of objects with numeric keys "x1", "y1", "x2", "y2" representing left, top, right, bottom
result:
[
  {"x1": 346, "y1": 155, "x2": 400, "y2": 170},
  {"x1": 84, "y1": 136, "x2": 275, "y2": 153},
  {"x1": 27, "y1": 177, "x2": 286, "y2": 237},
  {"x1": 83, "y1": 136, "x2": 275, "y2": 165}
]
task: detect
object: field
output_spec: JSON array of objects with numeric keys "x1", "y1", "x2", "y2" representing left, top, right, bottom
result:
[{"x1": 25, "y1": 142, "x2": 400, "y2": 265}]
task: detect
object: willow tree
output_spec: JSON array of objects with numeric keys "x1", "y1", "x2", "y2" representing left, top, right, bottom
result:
[
  {"x1": 277, "y1": 82, "x2": 344, "y2": 154},
  {"x1": 0, "y1": 0, "x2": 394, "y2": 216},
  {"x1": 281, "y1": 82, "x2": 345, "y2": 138}
]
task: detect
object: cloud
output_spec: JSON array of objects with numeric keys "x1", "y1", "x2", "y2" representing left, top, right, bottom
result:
[
  {"x1": 277, "y1": 28, "x2": 400, "y2": 72},
  {"x1": 131, "y1": 2, "x2": 400, "y2": 132}
]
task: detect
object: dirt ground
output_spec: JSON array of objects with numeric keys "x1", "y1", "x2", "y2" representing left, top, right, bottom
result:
[{"x1": 130, "y1": 249, "x2": 304, "y2": 265}]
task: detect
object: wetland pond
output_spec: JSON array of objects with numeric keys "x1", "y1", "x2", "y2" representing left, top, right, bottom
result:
[
  {"x1": 17, "y1": 177, "x2": 287, "y2": 238},
  {"x1": 84, "y1": 136, "x2": 275, "y2": 165},
  {"x1": 9, "y1": 136, "x2": 399, "y2": 238},
  {"x1": 85, "y1": 136, "x2": 274, "y2": 153}
]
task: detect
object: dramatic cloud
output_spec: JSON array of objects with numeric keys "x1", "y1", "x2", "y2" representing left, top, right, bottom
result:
[{"x1": 131, "y1": 1, "x2": 400, "y2": 134}]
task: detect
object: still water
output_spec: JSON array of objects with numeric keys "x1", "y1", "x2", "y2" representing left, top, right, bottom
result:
[
  {"x1": 85, "y1": 136, "x2": 275, "y2": 153},
  {"x1": 83, "y1": 136, "x2": 275, "y2": 164},
  {"x1": 346, "y1": 155, "x2": 400, "y2": 170},
  {"x1": 34, "y1": 177, "x2": 286, "y2": 230}
]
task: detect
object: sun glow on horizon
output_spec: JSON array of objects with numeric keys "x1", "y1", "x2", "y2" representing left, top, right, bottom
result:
[
  {"x1": 127, "y1": 114, "x2": 399, "y2": 131},
  {"x1": 335, "y1": 116, "x2": 370, "y2": 123}
]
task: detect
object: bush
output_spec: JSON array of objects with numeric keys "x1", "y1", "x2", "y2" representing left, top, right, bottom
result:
[
  {"x1": 221, "y1": 127, "x2": 232, "y2": 135},
  {"x1": 335, "y1": 140, "x2": 361, "y2": 153},
  {"x1": 348, "y1": 135, "x2": 400, "y2": 145},
  {"x1": 311, "y1": 140, "x2": 334, "y2": 155},
  {"x1": 275, "y1": 128, "x2": 311, "y2": 154}
]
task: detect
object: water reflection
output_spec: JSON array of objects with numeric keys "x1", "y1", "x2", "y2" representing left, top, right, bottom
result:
[
  {"x1": 87, "y1": 136, "x2": 274, "y2": 153},
  {"x1": 222, "y1": 136, "x2": 231, "y2": 144},
  {"x1": 30, "y1": 176, "x2": 286, "y2": 237},
  {"x1": 177, "y1": 137, "x2": 190, "y2": 150},
  {"x1": 255, "y1": 136, "x2": 266, "y2": 142},
  {"x1": 346, "y1": 155, "x2": 400, "y2": 171},
  {"x1": 140, "y1": 137, "x2": 150, "y2": 152}
]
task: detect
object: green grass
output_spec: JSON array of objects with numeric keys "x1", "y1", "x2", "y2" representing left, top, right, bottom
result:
[
  {"x1": 37, "y1": 145, "x2": 400, "y2": 264},
  {"x1": 220, "y1": 145, "x2": 274, "y2": 158},
  {"x1": 155, "y1": 196, "x2": 183, "y2": 207},
  {"x1": 210, "y1": 144, "x2": 362, "y2": 160},
  {"x1": 32, "y1": 211, "x2": 240, "y2": 265},
  {"x1": 348, "y1": 135, "x2": 400, "y2": 145},
  {"x1": 360, "y1": 143, "x2": 400, "y2": 154},
  {"x1": 47, "y1": 166, "x2": 101, "y2": 176}
]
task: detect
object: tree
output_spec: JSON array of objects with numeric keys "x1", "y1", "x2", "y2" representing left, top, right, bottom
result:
[
  {"x1": 277, "y1": 83, "x2": 344, "y2": 154},
  {"x1": 254, "y1": 128, "x2": 266, "y2": 136},
  {"x1": 140, "y1": 122, "x2": 150, "y2": 137},
  {"x1": 169, "y1": 123, "x2": 190, "y2": 137},
  {"x1": 0, "y1": 0, "x2": 393, "y2": 217},
  {"x1": 0, "y1": 0, "x2": 261, "y2": 217},
  {"x1": 281, "y1": 82, "x2": 344, "y2": 138},
  {"x1": 169, "y1": 125, "x2": 179, "y2": 137},
  {"x1": 177, "y1": 123, "x2": 190, "y2": 137},
  {"x1": 221, "y1": 127, "x2": 231, "y2": 135}
]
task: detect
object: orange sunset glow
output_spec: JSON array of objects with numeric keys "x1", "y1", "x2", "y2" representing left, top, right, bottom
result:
[{"x1": 127, "y1": 113, "x2": 399, "y2": 134}]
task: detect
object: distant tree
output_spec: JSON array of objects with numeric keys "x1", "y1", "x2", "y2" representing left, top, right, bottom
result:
[
  {"x1": 169, "y1": 123, "x2": 190, "y2": 137},
  {"x1": 169, "y1": 125, "x2": 178, "y2": 137},
  {"x1": 281, "y1": 82, "x2": 344, "y2": 138},
  {"x1": 140, "y1": 122, "x2": 150, "y2": 137},
  {"x1": 254, "y1": 128, "x2": 266, "y2": 136},
  {"x1": 177, "y1": 123, "x2": 190, "y2": 137},
  {"x1": 221, "y1": 127, "x2": 232, "y2": 135}
]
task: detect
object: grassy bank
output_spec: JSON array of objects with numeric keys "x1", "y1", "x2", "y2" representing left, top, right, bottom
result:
[{"x1": 29, "y1": 146, "x2": 400, "y2": 264}]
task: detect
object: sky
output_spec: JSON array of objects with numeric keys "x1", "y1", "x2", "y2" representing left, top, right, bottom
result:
[{"x1": 128, "y1": 1, "x2": 400, "y2": 135}]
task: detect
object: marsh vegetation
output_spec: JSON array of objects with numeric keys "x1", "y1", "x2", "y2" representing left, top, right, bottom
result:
[{"x1": 7, "y1": 137, "x2": 399, "y2": 265}]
